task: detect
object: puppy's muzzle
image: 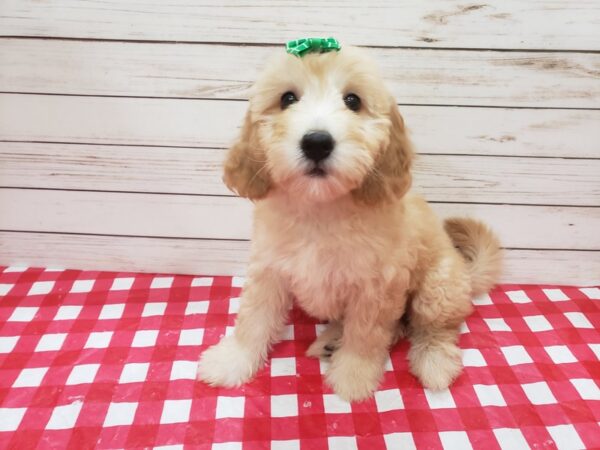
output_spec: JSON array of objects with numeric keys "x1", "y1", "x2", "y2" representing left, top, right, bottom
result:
[{"x1": 301, "y1": 130, "x2": 334, "y2": 164}]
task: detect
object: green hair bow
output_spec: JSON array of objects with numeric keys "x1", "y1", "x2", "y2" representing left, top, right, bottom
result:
[{"x1": 286, "y1": 37, "x2": 341, "y2": 57}]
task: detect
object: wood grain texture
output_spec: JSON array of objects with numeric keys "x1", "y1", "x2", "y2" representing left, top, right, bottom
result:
[
  {"x1": 1, "y1": 1, "x2": 599, "y2": 50},
  {"x1": 2, "y1": 39, "x2": 600, "y2": 107},
  {"x1": 1, "y1": 231, "x2": 597, "y2": 285},
  {"x1": 1, "y1": 188, "x2": 598, "y2": 250},
  {"x1": 1, "y1": 142, "x2": 598, "y2": 206},
  {"x1": 1, "y1": 1, "x2": 598, "y2": 284},
  {"x1": 2, "y1": 94, "x2": 599, "y2": 158}
]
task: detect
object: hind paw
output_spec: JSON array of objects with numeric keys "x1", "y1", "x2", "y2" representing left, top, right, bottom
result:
[{"x1": 306, "y1": 322, "x2": 343, "y2": 359}]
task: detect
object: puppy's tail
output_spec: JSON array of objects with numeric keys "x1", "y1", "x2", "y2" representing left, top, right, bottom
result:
[{"x1": 444, "y1": 217, "x2": 502, "y2": 297}]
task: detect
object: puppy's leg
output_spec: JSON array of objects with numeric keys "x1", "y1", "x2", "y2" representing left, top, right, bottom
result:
[
  {"x1": 408, "y1": 256, "x2": 472, "y2": 391},
  {"x1": 326, "y1": 290, "x2": 406, "y2": 402},
  {"x1": 197, "y1": 270, "x2": 290, "y2": 387},
  {"x1": 306, "y1": 321, "x2": 342, "y2": 359}
]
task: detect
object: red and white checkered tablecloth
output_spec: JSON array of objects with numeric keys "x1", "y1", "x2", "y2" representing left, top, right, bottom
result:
[{"x1": 0, "y1": 266, "x2": 598, "y2": 449}]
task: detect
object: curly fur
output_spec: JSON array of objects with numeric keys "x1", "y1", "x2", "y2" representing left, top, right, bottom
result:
[{"x1": 198, "y1": 45, "x2": 502, "y2": 401}]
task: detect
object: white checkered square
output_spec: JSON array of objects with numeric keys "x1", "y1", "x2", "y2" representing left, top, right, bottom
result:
[
  {"x1": 213, "y1": 444, "x2": 241, "y2": 450},
  {"x1": 119, "y1": 363, "x2": 149, "y2": 383},
  {"x1": 318, "y1": 358, "x2": 329, "y2": 375},
  {"x1": 271, "y1": 357, "x2": 296, "y2": 377},
  {"x1": 0, "y1": 283, "x2": 13, "y2": 295},
  {"x1": 323, "y1": 394, "x2": 352, "y2": 414},
  {"x1": 384, "y1": 357, "x2": 393, "y2": 371},
  {"x1": 191, "y1": 277, "x2": 213, "y2": 287},
  {"x1": 459, "y1": 322, "x2": 470, "y2": 334},
  {"x1": 0, "y1": 407, "x2": 26, "y2": 432},
  {"x1": 225, "y1": 326, "x2": 235, "y2": 337},
  {"x1": 492, "y1": 428, "x2": 528, "y2": 449},
  {"x1": 35, "y1": 333, "x2": 67, "y2": 352},
  {"x1": 524, "y1": 315, "x2": 553, "y2": 332},
  {"x1": 271, "y1": 440, "x2": 300, "y2": 450},
  {"x1": 543, "y1": 288, "x2": 569, "y2": 302},
  {"x1": 3, "y1": 266, "x2": 27, "y2": 273},
  {"x1": 228, "y1": 297, "x2": 241, "y2": 314},
  {"x1": 54, "y1": 305, "x2": 82, "y2": 320},
  {"x1": 160, "y1": 399, "x2": 192, "y2": 424},
  {"x1": 142, "y1": 302, "x2": 167, "y2": 317},
  {"x1": 425, "y1": 389, "x2": 456, "y2": 409},
  {"x1": 185, "y1": 301, "x2": 209, "y2": 315},
  {"x1": 473, "y1": 384, "x2": 506, "y2": 406},
  {"x1": 505, "y1": 290, "x2": 531, "y2": 303},
  {"x1": 84, "y1": 331, "x2": 113, "y2": 349},
  {"x1": 13, "y1": 367, "x2": 48, "y2": 387},
  {"x1": 579, "y1": 287, "x2": 600, "y2": 300},
  {"x1": 545, "y1": 345, "x2": 577, "y2": 364},
  {"x1": 110, "y1": 277, "x2": 134, "y2": 291},
  {"x1": 501, "y1": 346, "x2": 533, "y2": 365},
  {"x1": 463, "y1": 348, "x2": 486, "y2": 367},
  {"x1": 131, "y1": 329, "x2": 159, "y2": 347},
  {"x1": 103, "y1": 402, "x2": 138, "y2": 427},
  {"x1": 66, "y1": 364, "x2": 100, "y2": 385},
  {"x1": 8, "y1": 306, "x2": 38, "y2": 322},
  {"x1": 570, "y1": 378, "x2": 600, "y2": 400},
  {"x1": 232, "y1": 277, "x2": 245, "y2": 287},
  {"x1": 170, "y1": 360, "x2": 196, "y2": 380},
  {"x1": 150, "y1": 276, "x2": 173, "y2": 289},
  {"x1": 439, "y1": 431, "x2": 472, "y2": 450},
  {"x1": 522, "y1": 382, "x2": 557, "y2": 405},
  {"x1": 484, "y1": 318, "x2": 511, "y2": 331},
  {"x1": 328, "y1": 437, "x2": 357, "y2": 450},
  {"x1": 70, "y1": 280, "x2": 95, "y2": 293},
  {"x1": 46, "y1": 401, "x2": 83, "y2": 430},
  {"x1": 0, "y1": 336, "x2": 19, "y2": 353},
  {"x1": 271, "y1": 394, "x2": 298, "y2": 417},
  {"x1": 384, "y1": 433, "x2": 416, "y2": 450},
  {"x1": 547, "y1": 424, "x2": 585, "y2": 450},
  {"x1": 280, "y1": 325, "x2": 294, "y2": 340},
  {"x1": 216, "y1": 396, "x2": 245, "y2": 419},
  {"x1": 99, "y1": 303, "x2": 125, "y2": 320},
  {"x1": 564, "y1": 312, "x2": 593, "y2": 329},
  {"x1": 588, "y1": 343, "x2": 600, "y2": 359},
  {"x1": 472, "y1": 293, "x2": 493, "y2": 305},
  {"x1": 375, "y1": 389, "x2": 404, "y2": 412},
  {"x1": 28, "y1": 281, "x2": 55, "y2": 296},
  {"x1": 178, "y1": 328, "x2": 204, "y2": 346}
]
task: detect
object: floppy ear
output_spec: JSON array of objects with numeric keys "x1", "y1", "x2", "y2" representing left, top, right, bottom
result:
[
  {"x1": 352, "y1": 102, "x2": 414, "y2": 205},
  {"x1": 223, "y1": 109, "x2": 272, "y2": 199}
]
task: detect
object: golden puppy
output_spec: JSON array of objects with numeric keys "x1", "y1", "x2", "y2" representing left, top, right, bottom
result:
[{"x1": 197, "y1": 44, "x2": 502, "y2": 401}]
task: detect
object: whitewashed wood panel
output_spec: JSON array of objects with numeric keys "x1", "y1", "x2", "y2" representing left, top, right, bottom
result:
[
  {"x1": 1, "y1": 188, "x2": 598, "y2": 249},
  {"x1": 3, "y1": 39, "x2": 600, "y2": 108},
  {"x1": 1, "y1": 231, "x2": 597, "y2": 285},
  {"x1": 1, "y1": 142, "x2": 598, "y2": 206},
  {"x1": 1, "y1": 1, "x2": 599, "y2": 50},
  {"x1": 2, "y1": 94, "x2": 598, "y2": 158}
]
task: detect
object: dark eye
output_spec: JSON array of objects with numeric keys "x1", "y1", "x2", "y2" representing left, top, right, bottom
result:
[
  {"x1": 344, "y1": 93, "x2": 361, "y2": 112},
  {"x1": 280, "y1": 91, "x2": 298, "y2": 109}
]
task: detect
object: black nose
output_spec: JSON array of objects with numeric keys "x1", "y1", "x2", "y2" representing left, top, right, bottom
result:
[{"x1": 301, "y1": 131, "x2": 334, "y2": 163}]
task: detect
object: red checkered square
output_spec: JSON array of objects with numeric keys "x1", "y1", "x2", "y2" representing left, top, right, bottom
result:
[{"x1": 0, "y1": 267, "x2": 599, "y2": 449}]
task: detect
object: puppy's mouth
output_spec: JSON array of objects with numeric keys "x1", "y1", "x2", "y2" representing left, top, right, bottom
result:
[{"x1": 307, "y1": 166, "x2": 327, "y2": 177}]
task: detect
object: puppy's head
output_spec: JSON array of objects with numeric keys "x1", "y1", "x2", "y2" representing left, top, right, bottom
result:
[{"x1": 223, "y1": 45, "x2": 413, "y2": 204}]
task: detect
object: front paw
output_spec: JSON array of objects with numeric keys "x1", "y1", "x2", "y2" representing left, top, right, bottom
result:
[
  {"x1": 197, "y1": 336, "x2": 262, "y2": 387},
  {"x1": 325, "y1": 350, "x2": 384, "y2": 402}
]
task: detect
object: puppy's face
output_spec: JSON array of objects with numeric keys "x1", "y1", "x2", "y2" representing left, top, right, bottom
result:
[{"x1": 224, "y1": 46, "x2": 413, "y2": 204}]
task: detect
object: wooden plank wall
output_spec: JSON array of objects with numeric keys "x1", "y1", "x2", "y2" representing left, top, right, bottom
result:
[{"x1": 0, "y1": 1, "x2": 599, "y2": 284}]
